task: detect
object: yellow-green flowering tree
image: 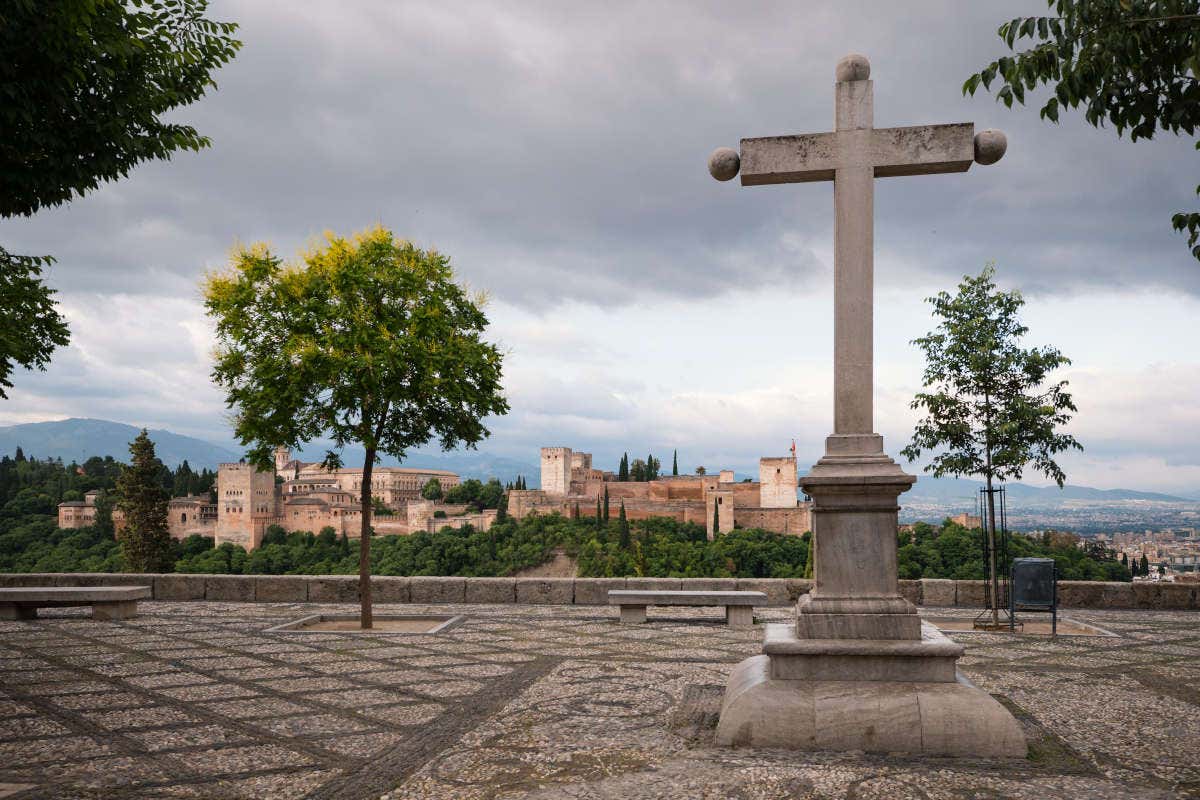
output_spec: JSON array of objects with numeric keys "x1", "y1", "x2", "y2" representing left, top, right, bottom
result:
[{"x1": 204, "y1": 226, "x2": 508, "y2": 627}]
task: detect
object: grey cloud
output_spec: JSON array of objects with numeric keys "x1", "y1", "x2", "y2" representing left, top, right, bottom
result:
[{"x1": 8, "y1": 0, "x2": 1192, "y2": 311}]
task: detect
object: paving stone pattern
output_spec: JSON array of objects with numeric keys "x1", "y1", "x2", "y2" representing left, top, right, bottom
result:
[{"x1": 0, "y1": 602, "x2": 1197, "y2": 798}]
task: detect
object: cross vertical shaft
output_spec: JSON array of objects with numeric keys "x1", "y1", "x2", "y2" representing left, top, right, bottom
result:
[{"x1": 832, "y1": 77, "x2": 875, "y2": 442}]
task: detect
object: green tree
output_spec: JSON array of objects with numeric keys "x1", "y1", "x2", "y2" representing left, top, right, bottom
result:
[
  {"x1": 0, "y1": 0, "x2": 241, "y2": 394},
  {"x1": 630, "y1": 458, "x2": 646, "y2": 482},
  {"x1": 204, "y1": 226, "x2": 508, "y2": 627},
  {"x1": 0, "y1": 252, "x2": 70, "y2": 400},
  {"x1": 115, "y1": 430, "x2": 173, "y2": 572},
  {"x1": 421, "y1": 478, "x2": 444, "y2": 501},
  {"x1": 901, "y1": 266, "x2": 1081, "y2": 626},
  {"x1": 618, "y1": 502, "x2": 631, "y2": 548},
  {"x1": 1139, "y1": 553, "x2": 1150, "y2": 576},
  {"x1": 965, "y1": 1, "x2": 1200, "y2": 259},
  {"x1": 672, "y1": 449, "x2": 679, "y2": 476},
  {"x1": 695, "y1": 465, "x2": 706, "y2": 475},
  {"x1": 712, "y1": 501, "x2": 720, "y2": 536},
  {"x1": 603, "y1": 485, "x2": 610, "y2": 523},
  {"x1": 92, "y1": 489, "x2": 115, "y2": 538},
  {"x1": 618, "y1": 453, "x2": 630, "y2": 482}
]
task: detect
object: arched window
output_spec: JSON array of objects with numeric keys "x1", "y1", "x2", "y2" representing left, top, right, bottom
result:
[{"x1": 181, "y1": 513, "x2": 187, "y2": 523}]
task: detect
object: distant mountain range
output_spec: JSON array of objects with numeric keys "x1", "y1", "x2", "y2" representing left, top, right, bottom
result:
[
  {"x1": 1, "y1": 418, "x2": 1194, "y2": 503},
  {"x1": 897, "y1": 474, "x2": 1190, "y2": 504},
  {"x1": 0, "y1": 418, "x2": 239, "y2": 470},
  {"x1": 0, "y1": 418, "x2": 538, "y2": 483}
]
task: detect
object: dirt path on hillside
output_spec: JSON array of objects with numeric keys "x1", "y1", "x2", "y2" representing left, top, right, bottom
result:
[{"x1": 513, "y1": 548, "x2": 578, "y2": 578}]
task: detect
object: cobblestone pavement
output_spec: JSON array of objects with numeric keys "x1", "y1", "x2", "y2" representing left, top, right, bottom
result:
[{"x1": 0, "y1": 602, "x2": 1197, "y2": 799}]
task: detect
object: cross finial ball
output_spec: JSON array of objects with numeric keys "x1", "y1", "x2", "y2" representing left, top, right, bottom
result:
[
  {"x1": 973, "y1": 129, "x2": 1007, "y2": 165},
  {"x1": 835, "y1": 53, "x2": 870, "y2": 82},
  {"x1": 708, "y1": 146, "x2": 741, "y2": 181}
]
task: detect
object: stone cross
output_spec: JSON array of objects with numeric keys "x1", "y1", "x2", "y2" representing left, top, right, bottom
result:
[
  {"x1": 709, "y1": 53, "x2": 1005, "y2": 459},
  {"x1": 706, "y1": 56, "x2": 1025, "y2": 758}
]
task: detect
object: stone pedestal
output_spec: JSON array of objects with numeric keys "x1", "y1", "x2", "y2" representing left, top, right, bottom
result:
[
  {"x1": 715, "y1": 624, "x2": 1026, "y2": 756},
  {"x1": 796, "y1": 438, "x2": 920, "y2": 641},
  {"x1": 714, "y1": 442, "x2": 1026, "y2": 757}
]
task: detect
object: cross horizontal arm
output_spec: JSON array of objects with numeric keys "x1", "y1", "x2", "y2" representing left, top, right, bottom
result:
[{"x1": 739, "y1": 123, "x2": 975, "y2": 187}]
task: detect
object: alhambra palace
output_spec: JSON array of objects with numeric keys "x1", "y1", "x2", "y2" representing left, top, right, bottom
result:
[
  {"x1": 58, "y1": 445, "x2": 811, "y2": 549},
  {"x1": 511, "y1": 447, "x2": 811, "y2": 538}
]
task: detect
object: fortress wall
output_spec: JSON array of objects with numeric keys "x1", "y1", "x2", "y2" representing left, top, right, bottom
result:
[
  {"x1": 735, "y1": 506, "x2": 812, "y2": 536},
  {"x1": 731, "y1": 482, "x2": 761, "y2": 505},
  {"x1": 597, "y1": 483, "x2": 651, "y2": 500}
]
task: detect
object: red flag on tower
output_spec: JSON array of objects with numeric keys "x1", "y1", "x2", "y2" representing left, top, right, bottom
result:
[{"x1": 789, "y1": 439, "x2": 796, "y2": 457}]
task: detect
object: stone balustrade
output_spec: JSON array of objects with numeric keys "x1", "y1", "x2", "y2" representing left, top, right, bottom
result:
[{"x1": 0, "y1": 573, "x2": 1195, "y2": 610}]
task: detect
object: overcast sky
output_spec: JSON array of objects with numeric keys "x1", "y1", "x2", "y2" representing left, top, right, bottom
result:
[{"x1": 3, "y1": 1, "x2": 1199, "y2": 494}]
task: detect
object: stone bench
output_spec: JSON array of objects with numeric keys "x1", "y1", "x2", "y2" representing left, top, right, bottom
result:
[
  {"x1": 608, "y1": 589, "x2": 767, "y2": 627},
  {"x1": 0, "y1": 586, "x2": 151, "y2": 621}
]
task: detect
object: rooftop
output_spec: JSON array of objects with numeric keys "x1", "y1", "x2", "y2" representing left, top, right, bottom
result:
[{"x1": 0, "y1": 603, "x2": 1196, "y2": 799}]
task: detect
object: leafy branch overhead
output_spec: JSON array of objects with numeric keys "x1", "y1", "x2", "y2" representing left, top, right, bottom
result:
[
  {"x1": 0, "y1": 249, "x2": 70, "y2": 400},
  {"x1": 963, "y1": 1, "x2": 1200, "y2": 258},
  {"x1": 0, "y1": 0, "x2": 242, "y2": 217},
  {"x1": 0, "y1": 0, "x2": 240, "y2": 401}
]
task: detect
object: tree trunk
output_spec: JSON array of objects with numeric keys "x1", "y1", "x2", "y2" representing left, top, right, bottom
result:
[
  {"x1": 985, "y1": 473, "x2": 999, "y2": 628},
  {"x1": 982, "y1": 390, "x2": 999, "y2": 628},
  {"x1": 359, "y1": 447, "x2": 375, "y2": 630}
]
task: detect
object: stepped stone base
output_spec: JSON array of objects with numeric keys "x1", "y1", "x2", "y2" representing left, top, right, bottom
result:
[{"x1": 715, "y1": 624, "x2": 1026, "y2": 757}]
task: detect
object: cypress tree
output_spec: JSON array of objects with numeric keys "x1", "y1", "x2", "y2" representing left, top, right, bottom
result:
[
  {"x1": 618, "y1": 502, "x2": 630, "y2": 548},
  {"x1": 595, "y1": 495, "x2": 602, "y2": 526},
  {"x1": 1139, "y1": 553, "x2": 1149, "y2": 576},
  {"x1": 93, "y1": 489, "x2": 115, "y2": 538},
  {"x1": 618, "y1": 453, "x2": 629, "y2": 482},
  {"x1": 712, "y1": 502, "x2": 720, "y2": 536},
  {"x1": 115, "y1": 430, "x2": 174, "y2": 572},
  {"x1": 672, "y1": 449, "x2": 678, "y2": 476},
  {"x1": 496, "y1": 492, "x2": 508, "y2": 522}
]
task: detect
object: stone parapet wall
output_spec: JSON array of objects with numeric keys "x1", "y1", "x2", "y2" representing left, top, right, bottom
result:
[{"x1": 0, "y1": 573, "x2": 1195, "y2": 610}]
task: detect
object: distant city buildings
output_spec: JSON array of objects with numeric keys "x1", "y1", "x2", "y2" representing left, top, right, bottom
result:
[{"x1": 1104, "y1": 527, "x2": 1200, "y2": 579}]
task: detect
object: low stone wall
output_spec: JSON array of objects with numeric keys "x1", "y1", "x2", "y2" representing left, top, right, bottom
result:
[{"x1": 0, "y1": 573, "x2": 1195, "y2": 610}]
